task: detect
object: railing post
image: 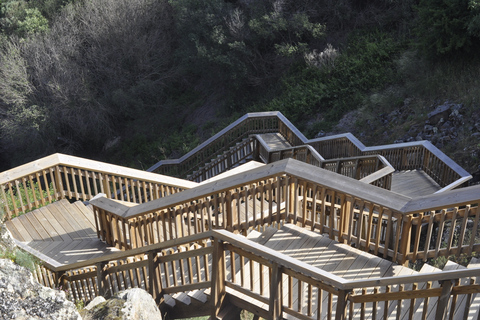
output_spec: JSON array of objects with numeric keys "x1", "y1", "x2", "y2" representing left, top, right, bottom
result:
[
  {"x1": 435, "y1": 280, "x2": 453, "y2": 320},
  {"x1": 96, "y1": 262, "x2": 109, "y2": 298},
  {"x1": 211, "y1": 238, "x2": 226, "y2": 319},
  {"x1": 269, "y1": 262, "x2": 282, "y2": 320},
  {"x1": 398, "y1": 215, "x2": 413, "y2": 265},
  {"x1": 148, "y1": 251, "x2": 162, "y2": 304},
  {"x1": 335, "y1": 290, "x2": 350, "y2": 320},
  {"x1": 54, "y1": 271, "x2": 66, "y2": 290}
]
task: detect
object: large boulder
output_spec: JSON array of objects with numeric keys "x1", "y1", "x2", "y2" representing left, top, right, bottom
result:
[
  {"x1": 0, "y1": 259, "x2": 81, "y2": 320},
  {"x1": 81, "y1": 288, "x2": 162, "y2": 320}
]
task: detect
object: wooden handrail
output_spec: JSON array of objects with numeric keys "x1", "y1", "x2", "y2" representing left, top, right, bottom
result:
[
  {"x1": 91, "y1": 158, "x2": 480, "y2": 264},
  {"x1": 31, "y1": 227, "x2": 480, "y2": 319},
  {"x1": 0, "y1": 153, "x2": 197, "y2": 219},
  {"x1": 147, "y1": 112, "x2": 470, "y2": 191},
  {"x1": 255, "y1": 133, "x2": 394, "y2": 188}
]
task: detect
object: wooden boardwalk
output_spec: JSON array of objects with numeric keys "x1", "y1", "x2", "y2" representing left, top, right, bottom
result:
[
  {"x1": 390, "y1": 169, "x2": 441, "y2": 197},
  {"x1": 5, "y1": 199, "x2": 118, "y2": 266},
  {"x1": 226, "y1": 224, "x2": 418, "y2": 319},
  {"x1": 258, "y1": 133, "x2": 292, "y2": 149}
]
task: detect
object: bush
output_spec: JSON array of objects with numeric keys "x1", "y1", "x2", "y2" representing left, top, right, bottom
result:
[
  {"x1": 255, "y1": 31, "x2": 402, "y2": 131},
  {"x1": 415, "y1": 0, "x2": 480, "y2": 58}
]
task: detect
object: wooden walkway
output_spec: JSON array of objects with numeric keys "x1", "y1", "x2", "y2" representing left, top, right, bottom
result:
[
  {"x1": 258, "y1": 133, "x2": 292, "y2": 149},
  {"x1": 390, "y1": 170, "x2": 441, "y2": 197},
  {"x1": 226, "y1": 224, "x2": 418, "y2": 319},
  {"x1": 5, "y1": 199, "x2": 118, "y2": 266}
]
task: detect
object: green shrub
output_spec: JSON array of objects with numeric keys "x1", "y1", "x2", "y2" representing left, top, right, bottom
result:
[
  {"x1": 0, "y1": 248, "x2": 39, "y2": 272},
  {"x1": 4, "y1": 181, "x2": 55, "y2": 218},
  {"x1": 415, "y1": 0, "x2": 480, "y2": 59},
  {"x1": 254, "y1": 30, "x2": 402, "y2": 132}
]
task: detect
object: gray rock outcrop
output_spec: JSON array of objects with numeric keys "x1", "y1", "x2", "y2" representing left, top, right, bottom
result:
[
  {"x1": 0, "y1": 259, "x2": 82, "y2": 320},
  {"x1": 80, "y1": 288, "x2": 162, "y2": 320}
]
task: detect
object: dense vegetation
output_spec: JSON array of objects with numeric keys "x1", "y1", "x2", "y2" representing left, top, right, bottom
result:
[{"x1": 0, "y1": 0, "x2": 479, "y2": 173}]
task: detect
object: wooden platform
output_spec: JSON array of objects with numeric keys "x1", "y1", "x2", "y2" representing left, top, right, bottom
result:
[
  {"x1": 390, "y1": 169, "x2": 441, "y2": 197},
  {"x1": 258, "y1": 133, "x2": 292, "y2": 150},
  {"x1": 5, "y1": 199, "x2": 118, "y2": 266}
]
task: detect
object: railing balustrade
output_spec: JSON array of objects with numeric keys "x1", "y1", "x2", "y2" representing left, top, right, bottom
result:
[
  {"x1": 256, "y1": 134, "x2": 394, "y2": 189},
  {"x1": 31, "y1": 229, "x2": 480, "y2": 320},
  {"x1": 91, "y1": 159, "x2": 480, "y2": 265},
  {"x1": 148, "y1": 112, "x2": 470, "y2": 191},
  {"x1": 0, "y1": 154, "x2": 196, "y2": 220}
]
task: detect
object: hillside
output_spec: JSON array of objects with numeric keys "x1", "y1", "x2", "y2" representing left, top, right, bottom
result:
[{"x1": 0, "y1": 0, "x2": 479, "y2": 176}]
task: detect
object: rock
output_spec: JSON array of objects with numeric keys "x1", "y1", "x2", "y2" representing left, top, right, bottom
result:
[
  {"x1": 0, "y1": 259, "x2": 81, "y2": 320},
  {"x1": 0, "y1": 224, "x2": 16, "y2": 254},
  {"x1": 84, "y1": 296, "x2": 106, "y2": 311},
  {"x1": 81, "y1": 288, "x2": 162, "y2": 320},
  {"x1": 423, "y1": 124, "x2": 434, "y2": 133},
  {"x1": 427, "y1": 102, "x2": 452, "y2": 124}
]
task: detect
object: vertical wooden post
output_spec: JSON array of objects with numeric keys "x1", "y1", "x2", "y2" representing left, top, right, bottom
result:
[
  {"x1": 435, "y1": 280, "x2": 453, "y2": 320},
  {"x1": 341, "y1": 196, "x2": 353, "y2": 244},
  {"x1": 96, "y1": 262, "x2": 109, "y2": 298},
  {"x1": 211, "y1": 239, "x2": 226, "y2": 319},
  {"x1": 335, "y1": 290, "x2": 349, "y2": 320},
  {"x1": 54, "y1": 166, "x2": 65, "y2": 200},
  {"x1": 269, "y1": 262, "x2": 282, "y2": 320},
  {"x1": 398, "y1": 215, "x2": 413, "y2": 265},
  {"x1": 148, "y1": 251, "x2": 162, "y2": 303},
  {"x1": 54, "y1": 271, "x2": 66, "y2": 289}
]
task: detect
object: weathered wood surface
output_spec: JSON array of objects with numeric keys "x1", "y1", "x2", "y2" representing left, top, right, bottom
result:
[
  {"x1": 258, "y1": 133, "x2": 292, "y2": 150},
  {"x1": 146, "y1": 111, "x2": 469, "y2": 189},
  {"x1": 6, "y1": 199, "x2": 119, "y2": 265},
  {"x1": 219, "y1": 226, "x2": 480, "y2": 320},
  {"x1": 390, "y1": 170, "x2": 441, "y2": 197}
]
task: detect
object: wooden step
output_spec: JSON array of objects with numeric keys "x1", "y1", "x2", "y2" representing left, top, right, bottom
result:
[
  {"x1": 217, "y1": 301, "x2": 242, "y2": 320},
  {"x1": 416, "y1": 261, "x2": 464, "y2": 320},
  {"x1": 458, "y1": 258, "x2": 480, "y2": 319},
  {"x1": 172, "y1": 292, "x2": 191, "y2": 305}
]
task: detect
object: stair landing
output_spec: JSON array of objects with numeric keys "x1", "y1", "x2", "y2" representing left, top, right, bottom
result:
[
  {"x1": 391, "y1": 169, "x2": 441, "y2": 197},
  {"x1": 257, "y1": 133, "x2": 292, "y2": 150},
  {"x1": 5, "y1": 199, "x2": 118, "y2": 267}
]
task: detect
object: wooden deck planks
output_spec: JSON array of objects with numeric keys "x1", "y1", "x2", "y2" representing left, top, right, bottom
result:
[
  {"x1": 6, "y1": 200, "x2": 119, "y2": 266},
  {"x1": 258, "y1": 133, "x2": 292, "y2": 150},
  {"x1": 391, "y1": 170, "x2": 441, "y2": 197},
  {"x1": 56, "y1": 200, "x2": 97, "y2": 239}
]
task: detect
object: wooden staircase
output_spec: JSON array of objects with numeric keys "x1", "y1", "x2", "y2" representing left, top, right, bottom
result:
[{"x1": 160, "y1": 224, "x2": 480, "y2": 319}]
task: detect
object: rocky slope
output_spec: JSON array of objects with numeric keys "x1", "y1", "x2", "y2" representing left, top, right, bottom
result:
[
  {"x1": 322, "y1": 101, "x2": 480, "y2": 184},
  {"x1": 0, "y1": 259, "x2": 81, "y2": 320}
]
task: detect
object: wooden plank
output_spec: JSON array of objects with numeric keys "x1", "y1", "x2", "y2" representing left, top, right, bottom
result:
[
  {"x1": 56, "y1": 200, "x2": 96, "y2": 239},
  {"x1": 47, "y1": 201, "x2": 84, "y2": 240},
  {"x1": 9, "y1": 215, "x2": 34, "y2": 242},
  {"x1": 36, "y1": 206, "x2": 72, "y2": 242},
  {"x1": 32, "y1": 206, "x2": 64, "y2": 241},
  {"x1": 5, "y1": 220, "x2": 24, "y2": 241},
  {"x1": 25, "y1": 210, "x2": 53, "y2": 241}
]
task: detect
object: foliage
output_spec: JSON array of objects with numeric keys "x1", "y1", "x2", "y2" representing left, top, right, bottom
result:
[
  {"x1": 0, "y1": 1, "x2": 49, "y2": 36},
  {"x1": 415, "y1": 0, "x2": 480, "y2": 58},
  {"x1": 0, "y1": 248, "x2": 39, "y2": 272},
  {"x1": 170, "y1": 0, "x2": 324, "y2": 107},
  {"x1": 0, "y1": 0, "x2": 180, "y2": 166},
  {"x1": 255, "y1": 31, "x2": 402, "y2": 132},
  {"x1": 4, "y1": 181, "x2": 55, "y2": 217}
]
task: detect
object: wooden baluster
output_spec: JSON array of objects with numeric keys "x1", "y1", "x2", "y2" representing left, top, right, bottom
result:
[
  {"x1": 435, "y1": 280, "x2": 453, "y2": 320},
  {"x1": 398, "y1": 215, "x2": 412, "y2": 265},
  {"x1": 211, "y1": 239, "x2": 226, "y2": 319},
  {"x1": 269, "y1": 262, "x2": 282, "y2": 320}
]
